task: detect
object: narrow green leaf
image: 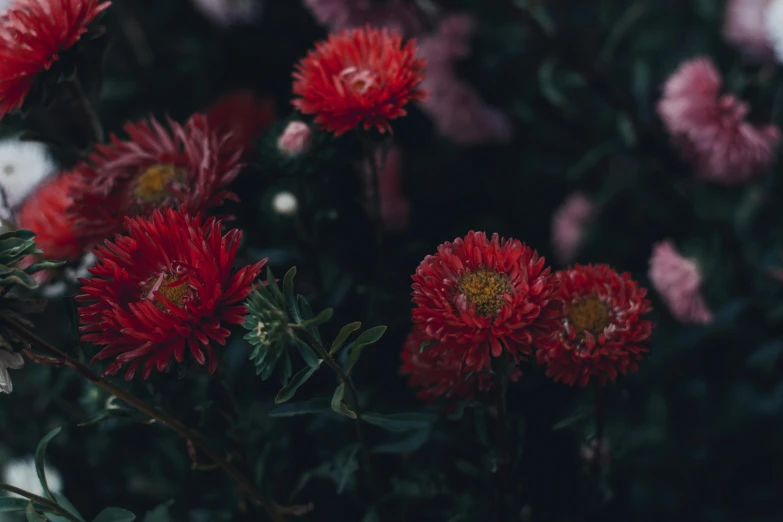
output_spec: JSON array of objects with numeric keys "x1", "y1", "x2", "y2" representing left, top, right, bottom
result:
[
  {"x1": 0, "y1": 498, "x2": 29, "y2": 512},
  {"x1": 282, "y1": 267, "x2": 301, "y2": 323},
  {"x1": 346, "y1": 325, "x2": 387, "y2": 374},
  {"x1": 142, "y1": 501, "x2": 173, "y2": 522},
  {"x1": 419, "y1": 339, "x2": 437, "y2": 353},
  {"x1": 329, "y1": 322, "x2": 361, "y2": 355},
  {"x1": 35, "y1": 427, "x2": 62, "y2": 500},
  {"x1": 372, "y1": 427, "x2": 431, "y2": 454},
  {"x1": 295, "y1": 339, "x2": 321, "y2": 369},
  {"x1": 92, "y1": 507, "x2": 136, "y2": 522},
  {"x1": 337, "y1": 445, "x2": 360, "y2": 494},
  {"x1": 50, "y1": 493, "x2": 85, "y2": 522},
  {"x1": 362, "y1": 412, "x2": 435, "y2": 432},
  {"x1": 268, "y1": 397, "x2": 333, "y2": 417},
  {"x1": 275, "y1": 366, "x2": 317, "y2": 404},
  {"x1": 78, "y1": 409, "x2": 133, "y2": 427},
  {"x1": 265, "y1": 267, "x2": 282, "y2": 306},
  {"x1": 330, "y1": 383, "x2": 357, "y2": 419},
  {"x1": 26, "y1": 503, "x2": 47, "y2": 522},
  {"x1": 298, "y1": 307, "x2": 334, "y2": 328}
]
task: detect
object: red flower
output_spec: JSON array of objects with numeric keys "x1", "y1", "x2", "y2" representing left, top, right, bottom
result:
[
  {"x1": 292, "y1": 26, "x2": 427, "y2": 135},
  {"x1": 401, "y1": 328, "x2": 494, "y2": 402},
  {"x1": 77, "y1": 208, "x2": 265, "y2": 380},
  {"x1": 0, "y1": 0, "x2": 110, "y2": 118},
  {"x1": 71, "y1": 113, "x2": 243, "y2": 246},
  {"x1": 411, "y1": 231, "x2": 560, "y2": 371},
  {"x1": 537, "y1": 264, "x2": 654, "y2": 387},
  {"x1": 17, "y1": 170, "x2": 89, "y2": 262},
  {"x1": 205, "y1": 90, "x2": 276, "y2": 157}
]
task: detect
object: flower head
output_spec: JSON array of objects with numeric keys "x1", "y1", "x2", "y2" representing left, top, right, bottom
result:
[
  {"x1": 17, "y1": 170, "x2": 88, "y2": 262},
  {"x1": 242, "y1": 286, "x2": 294, "y2": 381},
  {"x1": 725, "y1": 0, "x2": 775, "y2": 60},
  {"x1": 537, "y1": 264, "x2": 654, "y2": 387},
  {"x1": 648, "y1": 240, "x2": 712, "y2": 324},
  {"x1": 400, "y1": 328, "x2": 494, "y2": 402},
  {"x1": 0, "y1": 0, "x2": 110, "y2": 118},
  {"x1": 71, "y1": 114, "x2": 244, "y2": 246},
  {"x1": 77, "y1": 209, "x2": 265, "y2": 380},
  {"x1": 657, "y1": 57, "x2": 779, "y2": 184},
  {"x1": 277, "y1": 121, "x2": 312, "y2": 156},
  {"x1": 551, "y1": 193, "x2": 595, "y2": 265},
  {"x1": 292, "y1": 26, "x2": 427, "y2": 135},
  {"x1": 0, "y1": 349, "x2": 23, "y2": 394},
  {"x1": 411, "y1": 231, "x2": 560, "y2": 371},
  {"x1": 205, "y1": 90, "x2": 275, "y2": 157},
  {"x1": 0, "y1": 137, "x2": 55, "y2": 219}
]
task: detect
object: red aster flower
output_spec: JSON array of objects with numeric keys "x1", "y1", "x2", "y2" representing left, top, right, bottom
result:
[
  {"x1": 205, "y1": 90, "x2": 276, "y2": 158},
  {"x1": 401, "y1": 328, "x2": 522, "y2": 402},
  {"x1": 71, "y1": 113, "x2": 243, "y2": 246},
  {"x1": 411, "y1": 231, "x2": 560, "y2": 371},
  {"x1": 537, "y1": 264, "x2": 654, "y2": 387},
  {"x1": 77, "y1": 208, "x2": 265, "y2": 380},
  {"x1": 17, "y1": 170, "x2": 89, "y2": 262},
  {"x1": 292, "y1": 26, "x2": 427, "y2": 135},
  {"x1": 0, "y1": 0, "x2": 110, "y2": 118}
]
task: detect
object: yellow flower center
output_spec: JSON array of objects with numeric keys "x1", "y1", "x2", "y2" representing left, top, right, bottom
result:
[
  {"x1": 143, "y1": 273, "x2": 189, "y2": 310},
  {"x1": 456, "y1": 269, "x2": 511, "y2": 316},
  {"x1": 339, "y1": 67, "x2": 377, "y2": 95},
  {"x1": 133, "y1": 164, "x2": 179, "y2": 204},
  {"x1": 568, "y1": 295, "x2": 611, "y2": 336}
]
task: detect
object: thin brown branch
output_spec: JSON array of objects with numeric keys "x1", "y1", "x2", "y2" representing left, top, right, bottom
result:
[
  {"x1": 1, "y1": 315, "x2": 284, "y2": 522},
  {"x1": 0, "y1": 483, "x2": 80, "y2": 522}
]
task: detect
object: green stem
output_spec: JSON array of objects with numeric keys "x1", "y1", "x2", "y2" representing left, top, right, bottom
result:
[
  {"x1": 0, "y1": 483, "x2": 80, "y2": 522},
  {"x1": 0, "y1": 315, "x2": 284, "y2": 522}
]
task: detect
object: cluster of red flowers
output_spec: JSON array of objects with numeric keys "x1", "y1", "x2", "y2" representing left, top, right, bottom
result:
[{"x1": 405, "y1": 231, "x2": 655, "y2": 401}]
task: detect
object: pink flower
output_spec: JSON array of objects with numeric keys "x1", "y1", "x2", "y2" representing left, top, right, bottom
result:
[
  {"x1": 303, "y1": 0, "x2": 423, "y2": 35},
  {"x1": 551, "y1": 193, "x2": 594, "y2": 264},
  {"x1": 277, "y1": 121, "x2": 312, "y2": 156},
  {"x1": 724, "y1": 0, "x2": 775, "y2": 61},
  {"x1": 648, "y1": 240, "x2": 713, "y2": 325},
  {"x1": 416, "y1": 15, "x2": 512, "y2": 145},
  {"x1": 364, "y1": 146, "x2": 410, "y2": 231},
  {"x1": 657, "y1": 57, "x2": 779, "y2": 184},
  {"x1": 192, "y1": 0, "x2": 263, "y2": 27},
  {"x1": 581, "y1": 439, "x2": 611, "y2": 468}
]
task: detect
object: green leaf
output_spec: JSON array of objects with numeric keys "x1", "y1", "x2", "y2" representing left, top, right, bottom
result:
[
  {"x1": 362, "y1": 508, "x2": 380, "y2": 522},
  {"x1": 26, "y1": 503, "x2": 47, "y2": 522},
  {"x1": 50, "y1": 492, "x2": 85, "y2": 522},
  {"x1": 346, "y1": 325, "x2": 387, "y2": 374},
  {"x1": 265, "y1": 267, "x2": 282, "y2": 306},
  {"x1": 297, "y1": 307, "x2": 333, "y2": 328},
  {"x1": 295, "y1": 339, "x2": 321, "y2": 369},
  {"x1": 0, "y1": 498, "x2": 29, "y2": 512},
  {"x1": 372, "y1": 427, "x2": 431, "y2": 454},
  {"x1": 92, "y1": 508, "x2": 136, "y2": 522},
  {"x1": 337, "y1": 445, "x2": 360, "y2": 494},
  {"x1": 78, "y1": 408, "x2": 134, "y2": 427},
  {"x1": 275, "y1": 366, "x2": 317, "y2": 404},
  {"x1": 330, "y1": 383, "x2": 357, "y2": 419},
  {"x1": 282, "y1": 267, "x2": 301, "y2": 323},
  {"x1": 35, "y1": 427, "x2": 62, "y2": 500},
  {"x1": 362, "y1": 412, "x2": 435, "y2": 432},
  {"x1": 551, "y1": 410, "x2": 590, "y2": 431},
  {"x1": 330, "y1": 322, "x2": 361, "y2": 355},
  {"x1": 268, "y1": 397, "x2": 333, "y2": 417},
  {"x1": 142, "y1": 501, "x2": 172, "y2": 522},
  {"x1": 419, "y1": 339, "x2": 437, "y2": 353}
]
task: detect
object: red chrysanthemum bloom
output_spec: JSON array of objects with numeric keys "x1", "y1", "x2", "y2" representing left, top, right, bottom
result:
[
  {"x1": 0, "y1": 0, "x2": 110, "y2": 118},
  {"x1": 537, "y1": 264, "x2": 654, "y2": 387},
  {"x1": 292, "y1": 26, "x2": 427, "y2": 135},
  {"x1": 401, "y1": 328, "x2": 494, "y2": 402},
  {"x1": 205, "y1": 90, "x2": 276, "y2": 158},
  {"x1": 411, "y1": 231, "x2": 560, "y2": 371},
  {"x1": 17, "y1": 170, "x2": 89, "y2": 262},
  {"x1": 77, "y1": 208, "x2": 265, "y2": 380},
  {"x1": 71, "y1": 113, "x2": 243, "y2": 246}
]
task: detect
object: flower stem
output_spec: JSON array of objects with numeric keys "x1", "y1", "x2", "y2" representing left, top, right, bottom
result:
[
  {"x1": 0, "y1": 483, "x2": 80, "y2": 522},
  {"x1": 493, "y1": 369, "x2": 511, "y2": 522},
  {"x1": 0, "y1": 315, "x2": 284, "y2": 522},
  {"x1": 356, "y1": 131, "x2": 387, "y2": 251},
  {"x1": 591, "y1": 385, "x2": 605, "y2": 486},
  {"x1": 290, "y1": 324, "x2": 380, "y2": 508},
  {"x1": 66, "y1": 76, "x2": 104, "y2": 145}
]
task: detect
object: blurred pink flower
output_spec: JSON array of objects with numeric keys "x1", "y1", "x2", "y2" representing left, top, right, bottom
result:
[
  {"x1": 648, "y1": 240, "x2": 713, "y2": 325},
  {"x1": 551, "y1": 192, "x2": 594, "y2": 265},
  {"x1": 417, "y1": 14, "x2": 513, "y2": 145},
  {"x1": 657, "y1": 57, "x2": 779, "y2": 184},
  {"x1": 303, "y1": 0, "x2": 424, "y2": 35},
  {"x1": 277, "y1": 121, "x2": 312, "y2": 156},
  {"x1": 364, "y1": 147, "x2": 410, "y2": 231},
  {"x1": 724, "y1": 0, "x2": 775, "y2": 61},
  {"x1": 580, "y1": 438, "x2": 611, "y2": 468},
  {"x1": 192, "y1": 0, "x2": 263, "y2": 27}
]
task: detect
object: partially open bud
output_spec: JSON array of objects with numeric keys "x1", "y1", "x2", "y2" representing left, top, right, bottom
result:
[{"x1": 276, "y1": 121, "x2": 312, "y2": 157}]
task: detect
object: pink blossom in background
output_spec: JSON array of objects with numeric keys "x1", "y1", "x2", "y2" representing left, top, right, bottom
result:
[
  {"x1": 657, "y1": 57, "x2": 779, "y2": 184},
  {"x1": 648, "y1": 240, "x2": 713, "y2": 325},
  {"x1": 724, "y1": 0, "x2": 775, "y2": 61},
  {"x1": 551, "y1": 192, "x2": 594, "y2": 265},
  {"x1": 192, "y1": 0, "x2": 263, "y2": 27},
  {"x1": 417, "y1": 14, "x2": 513, "y2": 145},
  {"x1": 364, "y1": 147, "x2": 410, "y2": 231},
  {"x1": 277, "y1": 121, "x2": 312, "y2": 156},
  {"x1": 303, "y1": 0, "x2": 424, "y2": 35},
  {"x1": 580, "y1": 439, "x2": 611, "y2": 468}
]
